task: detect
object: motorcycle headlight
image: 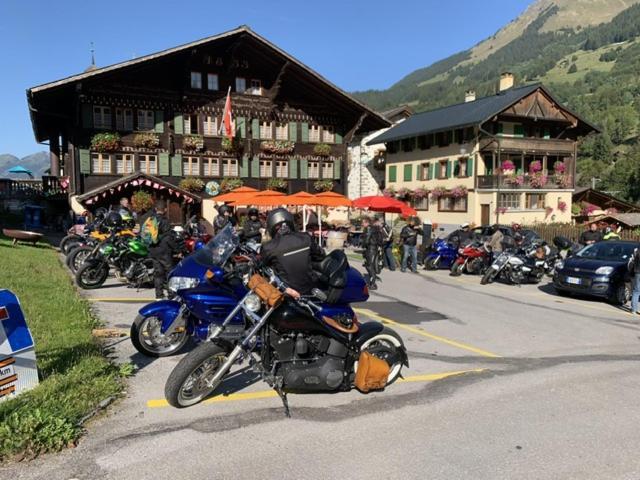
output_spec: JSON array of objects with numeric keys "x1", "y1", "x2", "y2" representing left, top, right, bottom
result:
[
  {"x1": 244, "y1": 293, "x2": 262, "y2": 312},
  {"x1": 167, "y1": 276, "x2": 200, "y2": 292},
  {"x1": 595, "y1": 266, "x2": 614, "y2": 276}
]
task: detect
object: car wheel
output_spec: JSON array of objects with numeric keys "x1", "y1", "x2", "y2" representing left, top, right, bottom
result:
[{"x1": 608, "y1": 282, "x2": 630, "y2": 306}]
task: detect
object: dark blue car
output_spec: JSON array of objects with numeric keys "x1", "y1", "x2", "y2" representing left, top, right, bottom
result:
[{"x1": 553, "y1": 240, "x2": 637, "y2": 305}]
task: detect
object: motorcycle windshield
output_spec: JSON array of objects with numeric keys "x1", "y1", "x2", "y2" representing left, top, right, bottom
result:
[{"x1": 191, "y1": 224, "x2": 239, "y2": 267}]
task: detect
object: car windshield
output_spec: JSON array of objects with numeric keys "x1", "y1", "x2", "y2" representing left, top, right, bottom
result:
[
  {"x1": 191, "y1": 224, "x2": 239, "y2": 267},
  {"x1": 576, "y1": 242, "x2": 637, "y2": 262}
]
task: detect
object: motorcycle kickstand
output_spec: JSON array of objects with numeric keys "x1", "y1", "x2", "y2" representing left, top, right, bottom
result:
[{"x1": 274, "y1": 384, "x2": 291, "y2": 418}]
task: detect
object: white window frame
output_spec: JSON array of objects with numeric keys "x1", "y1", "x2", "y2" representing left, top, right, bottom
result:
[
  {"x1": 184, "y1": 114, "x2": 199, "y2": 135},
  {"x1": 308, "y1": 161, "x2": 320, "y2": 179},
  {"x1": 322, "y1": 126, "x2": 335, "y2": 143},
  {"x1": 182, "y1": 156, "x2": 200, "y2": 176},
  {"x1": 207, "y1": 73, "x2": 219, "y2": 91},
  {"x1": 259, "y1": 159, "x2": 272, "y2": 178},
  {"x1": 321, "y1": 161, "x2": 333, "y2": 179},
  {"x1": 249, "y1": 79, "x2": 262, "y2": 95},
  {"x1": 309, "y1": 125, "x2": 320, "y2": 142},
  {"x1": 115, "y1": 153, "x2": 134, "y2": 174},
  {"x1": 260, "y1": 121, "x2": 273, "y2": 140},
  {"x1": 93, "y1": 106, "x2": 111, "y2": 129},
  {"x1": 203, "y1": 115, "x2": 218, "y2": 136},
  {"x1": 137, "y1": 109, "x2": 154, "y2": 131},
  {"x1": 235, "y1": 77, "x2": 246, "y2": 93},
  {"x1": 115, "y1": 108, "x2": 133, "y2": 131},
  {"x1": 203, "y1": 157, "x2": 220, "y2": 177},
  {"x1": 276, "y1": 161, "x2": 288, "y2": 178},
  {"x1": 139, "y1": 154, "x2": 157, "y2": 175},
  {"x1": 412, "y1": 196, "x2": 429, "y2": 210},
  {"x1": 222, "y1": 158, "x2": 238, "y2": 176},
  {"x1": 190, "y1": 71, "x2": 202, "y2": 89},
  {"x1": 275, "y1": 123, "x2": 288, "y2": 140},
  {"x1": 91, "y1": 152, "x2": 112, "y2": 174},
  {"x1": 498, "y1": 193, "x2": 521, "y2": 210}
]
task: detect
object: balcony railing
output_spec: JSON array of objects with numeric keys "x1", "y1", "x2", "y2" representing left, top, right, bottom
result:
[
  {"x1": 477, "y1": 174, "x2": 573, "y2": 190},
  {"x1": 0, "y1": 176, "x2": 67, "y2": 199},
  {"x1": 481, "y1": 136, "x2": 575, "y2": 153}
]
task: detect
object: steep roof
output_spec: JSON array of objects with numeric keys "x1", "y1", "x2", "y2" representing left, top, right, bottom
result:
[
  {"x1": 367, "y1": 83, "x2": 598, "y2": 145},
  {"x1": 76, "y1": 173, "x2": 200, "y2": 203}
]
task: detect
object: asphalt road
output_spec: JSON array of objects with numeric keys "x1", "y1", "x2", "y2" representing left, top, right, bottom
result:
[{"x1": 4, "y1": 259, "x2": 640, "y2": 480}]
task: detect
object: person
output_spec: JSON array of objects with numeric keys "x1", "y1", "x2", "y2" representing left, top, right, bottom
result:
[
  {"x1": 487, "y1": 224, "x2": 504, "y2": 254},
  {"x1": 214, "y1": 204, "x2": 233, "y2": 234},
  {"x1": 400, "y1": 217, "x2": 422, "y2": 273},
  {"x1": 261, "y1": 208, "x2": 325, "y2": 298},
  {"x1": 449, "y1": 222, "x2": 473, "y2": 247},
  {"x1": 628, "y1": 247, "x2": 640, "y2": 315},
  {"x1": 378, "y1": 218, "x2": 396, "y2": 271},
  {"x1": 603, "y1": 225, "x2": 621, "y2": 241},
  {"x1": 361, "y1": 217, "x2": 383, "y2": 289},
  {"x1": 144, "y1": 201, "x2": 176, "y2": 299},
  {"x1": 243, "y1": 208, "x2": 264, "y2": 243},
  {"x1": 579, "y1": 223, "x2": 602, "y2": 245}
]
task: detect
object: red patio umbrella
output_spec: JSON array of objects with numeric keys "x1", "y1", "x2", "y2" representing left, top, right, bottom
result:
[{"x1": 352, "y1": 195, "x2": 417, "y2": 216}]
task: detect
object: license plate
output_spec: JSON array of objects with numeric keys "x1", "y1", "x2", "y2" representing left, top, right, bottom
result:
[{"x1": 566, "y1": 276, "x2": 581, "y2": 285}]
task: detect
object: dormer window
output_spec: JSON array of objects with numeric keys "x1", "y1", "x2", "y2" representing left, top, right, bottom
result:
[
  {"x1": 190, "y1": 71, "x2": 202, "y2": 89},
  {"x1": 235, "y1": 77, "x2": 246, "y2": 93},
  {"x1": 249, "y1": 79, "x2": 262, "y2": 95},
  {"x1": 207, "y1": 74, "x2": 219, "y2": 91}
]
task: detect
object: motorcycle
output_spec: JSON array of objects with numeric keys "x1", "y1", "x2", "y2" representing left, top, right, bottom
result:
[
  {"x1": 424, "y1": 238, "x2": 458, "y2": 270},
  {"x1": 450, "y1": 241, "x2": 491, "y2": 276},
  {"x1": 480, "y1": 246, "x2": 549, "y2": 285},
  {"x1": 130, "y1": 226, "x2": 257, "y2": 357},
  {"x1": 163, "y1": 249, "x2": 408, "y2": 414}
]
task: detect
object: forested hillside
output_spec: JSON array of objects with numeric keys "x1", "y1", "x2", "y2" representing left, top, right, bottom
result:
[{"x1": 353, "y1": 1, "x2": 640, "y2": 202}]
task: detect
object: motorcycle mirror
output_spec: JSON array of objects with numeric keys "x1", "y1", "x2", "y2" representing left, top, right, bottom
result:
[{"x1": 312, "y1": 288, "x2": 328, "y2": 302}]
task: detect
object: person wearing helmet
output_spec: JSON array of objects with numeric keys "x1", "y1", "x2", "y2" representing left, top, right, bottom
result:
[
  {"x1": 603, "y1": 225, "x2": 621, "y2": 241},
  {"x1": 261, "y1": 208, "x2": 325, "y2": 298},
  {"x1": 214, "y1": 204, "x2": 234, "y2": 234},
  {"x1": 147, "y1": 201, "x2": 175, "y2": 299},
  {"x1": 103, "y1": 211, "x2": 123, "y2": 230},
  {"x1": 242, "y1": 208, "x2": 263, "y2": 243},
  {"x1": 118, "y1": 197, "x2": 137, "y2": 227},
  {"x1": 448, "y1": 222, "x2": 472, "y2": 247}
]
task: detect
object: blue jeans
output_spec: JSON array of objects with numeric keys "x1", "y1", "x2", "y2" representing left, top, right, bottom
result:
[
  {"x1": 402, "y1": 245, "x2": 417, "y2": 272},
  {"x1": 384, "y1": 243, "x2": 396, "y2": 271},
  {"x1": 631, "y1": 273, "x2": 640, "y2": 313}
]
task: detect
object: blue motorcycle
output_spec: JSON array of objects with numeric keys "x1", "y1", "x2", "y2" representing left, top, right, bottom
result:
[
  {"x1": 131, "y1": 226, "x2": 255, "y2": 357},
  {"x1": 423, "y1": 238, "x2": 459, "y2": 270}
]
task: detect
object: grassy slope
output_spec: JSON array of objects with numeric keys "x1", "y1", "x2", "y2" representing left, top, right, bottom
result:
[{"x1": 0, "y1": 235, "x2": 123, "y2": 460}]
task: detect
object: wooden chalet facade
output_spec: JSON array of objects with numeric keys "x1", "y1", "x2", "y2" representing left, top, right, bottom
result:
[{"x1": 27, "y1": 26, "x2": 389, "y2": 221}]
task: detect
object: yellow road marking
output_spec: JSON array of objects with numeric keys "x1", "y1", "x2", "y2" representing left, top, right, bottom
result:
[
  {"x1": 87, "y1": 297, "x2": 155, "y2": 303},
  {"x1": 146, "y1": 369, "x2": 484, "y2": 409},
  {"x1": 355, "y1": 308, "x2": 501, "y2": 358}
]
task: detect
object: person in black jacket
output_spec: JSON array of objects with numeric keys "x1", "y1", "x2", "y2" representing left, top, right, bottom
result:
[
  {"x1": 361, "y1": 217, "x2": 383, "y2": 289},
  {"x1": 148, "y1": 201, "x2": 178, "y2": 299},
  {"x1": 448, "y1": 222, "x2": 473, "y2": 247},
  {"x1": 400, "y1": 217, "x2": 422, "y2": 273},
  {"x1": 579, "y1": 223, "x2": 603, "y2": 245},
  {"x1": 214, "y1": 204, "x2": 234, "y2": 234},
  {"x1": 242, "y1": 208, "x2": 263, "y2": 243},
  {"x1": 261, "y1": 208, "x2": 325, "y2": 298}
]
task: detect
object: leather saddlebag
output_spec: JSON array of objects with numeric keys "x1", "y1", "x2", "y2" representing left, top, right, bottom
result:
[
  {"x1": 354, "y1": 351, "x2": 390, "y2": 393},
  {"x1": 248, "y1": 274, "x2": 284, "y2": 308}
]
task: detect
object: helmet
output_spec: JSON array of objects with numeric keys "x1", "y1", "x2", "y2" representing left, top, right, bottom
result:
[
  {"x1": 104, "y1": 211, "x2": 123, "y2": 228},
  {"x1": 218, "y1": 204, "x2": 232, "y2": 216},
  {"x1": 118, "y1": 208, "x2": 135, "y2": 228},
  {"x1": 248, "y1": 208, "x2": 259, "y2": 218},
  {"x1": 267, "y1": 208, "x2": 294, "y2": 237},
  {"x1": 513, "y1": 232, "x2": 524, "y2": 243},
  {"x1": 94, "y1": 207, "x2": 108, "y2": 220},
  {"x1": 512, "y1": 223, "x2": 522, "y2": 231},
  {"x1": 460, "y1": 222, "x2": 470, "y2": 229}
]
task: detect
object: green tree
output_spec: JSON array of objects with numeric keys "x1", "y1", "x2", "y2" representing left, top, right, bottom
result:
[{"x1": 568, "y1": 63, "x2": 578, "y2": 74}]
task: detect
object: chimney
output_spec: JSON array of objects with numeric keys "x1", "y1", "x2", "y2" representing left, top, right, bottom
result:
[
  {"x1": 465, "y1": 90, "x2": 476, "y2": 103},
  {"x1": 499, "y1": 72, "x2": 514, "y2": 92}
]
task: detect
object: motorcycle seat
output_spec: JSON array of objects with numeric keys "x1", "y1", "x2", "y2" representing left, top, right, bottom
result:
[{"x1": 314, "y1": 250, "x2": 349, "y2": 303}]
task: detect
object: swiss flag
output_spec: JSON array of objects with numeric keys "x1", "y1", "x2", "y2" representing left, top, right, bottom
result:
[{"x1": 220, "y1": 87, "x2": 234, "y2": 139}]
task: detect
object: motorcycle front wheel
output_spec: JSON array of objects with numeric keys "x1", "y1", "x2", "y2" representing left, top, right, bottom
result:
[
  {"x1": 76, "y1": 262, "x2": 109, "y2": 289},
  {"x1": 131, "y1": 314, "x2": 189, "y2": 357},
  {"x1": 165, "y1": 342, "x2": 231, "y2": 408},
  {"x1": 449, "y1": 263, "x2": 463, "y2": 277},
  {"x1": 480, "y1": 268, "x2": 497, "y2": 285},
  {"x1": 424, "y1": 257, "x2": 439, "y2": 271}
]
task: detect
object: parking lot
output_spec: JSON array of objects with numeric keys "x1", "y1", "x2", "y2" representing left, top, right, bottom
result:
[{"x1": 5, "y1": 261, "x2": 640, "y2": 480}]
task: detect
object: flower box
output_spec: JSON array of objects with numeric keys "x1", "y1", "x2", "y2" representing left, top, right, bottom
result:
[
  {"x1": 183, "y1": 135, "x2": 204, "y2": 152},
  {"x1": 133, "y1": 132, "x2": 160, "y2": 150},
  {"x1": 91, "y1": 132, "x2": 121, "y2": 153},
  {"x1": 314, "y1": 179, "x2": 334, "y2": 192},
  {"x1": 260, "y1": 140, "x2": 295, "y2": 155},
  {"x1": 313, "y1": 143, "x2": 332, "y2": 157}
]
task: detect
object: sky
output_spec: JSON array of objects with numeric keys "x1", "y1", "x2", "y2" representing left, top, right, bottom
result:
[{"x1": 0, "y1": 0, "x2": 532, "y2": 158}]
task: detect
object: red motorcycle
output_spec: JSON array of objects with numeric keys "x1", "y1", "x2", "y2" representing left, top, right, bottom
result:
[
  {"x1": 184, "y1": 216, "x2": 212, "y2": 253},
  {"x1": 450, "y1": 242, "x2": 491, "y2": 276}
]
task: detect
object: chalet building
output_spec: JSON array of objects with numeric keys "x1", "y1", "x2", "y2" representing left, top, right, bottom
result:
[
  {"x1": 27, "y1": 26, "x2": 389, "y2": 223},
  {"x1": 369, "y1": 74, "x2": 599, "y2": 230}
]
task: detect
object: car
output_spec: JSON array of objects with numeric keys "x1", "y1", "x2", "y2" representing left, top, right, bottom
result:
[{"x1": 553, "y1": 240, "x2": 637, "y2": 305}]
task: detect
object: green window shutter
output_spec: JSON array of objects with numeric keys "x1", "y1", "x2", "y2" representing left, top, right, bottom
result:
[
  {"x1": 240, "y1": 154, "x2": 249, "y2": 177},
  {"x1": 426, "y1": 163, "x2": 432, "y2": 180},
  {"x1": 251, "y1": 119, "x2": 260, "y2": 139},
  {"x1": 300, "y1": 158, "x2": 308, "y2": 179},
  {"x1": 154, "y1": 110, "x2": 164, "y2": 133},
  {"x1": 388, "y1": 165, "x2": 397, "y2": 183},
  {"x1": 301, "y1": 122, "x2": 309, "y2": 142},
  {"x1": 467, "y1": 156, "x2": 474, "y2": 176},
  {"x1": 445, "y1": 160, "x2": 452, "y2": 178},
  {"x1": 289, "y1": 157, "x2": 298, "y2": 179},
  {"x1": 251, "y1": 155, "x2": 260, "y2": 178},
  {"x1": 171, "y1": 154, "x2": 183, "y2": 177},
  {"x1": 453, "y1": 160, "x2": 460, "y2": 177},
  {"x1": 403, "y1": 164, "x2": 412, "y2": 181},
  {"x1": 335, "y1": 131, "x2": 343, "y2": 144},
  {"x1": 333, "y1": 159, "x2": 342, "y2": 179},
  {"x1": 514, "y1": 124, "x2": 524, "y2": 137},
  {"x1": 236, "y1": 117, "x2": 246, "y2": 138},
  {"x1": 81, "y1": 105, "x2": 93, "y2": 128},
  {"x1": 174, "y1": 114, "x2": 184, "y2": 135},
  {"x1": 288, "y1": 122, "x2": 298, "y2": 142},
  {"x1": 79, "y1": 149, "x2": 91, "y2": 174},
  {"x1": 416, "y1": 164, "x2": 421, "y2": 181},
  {"x1": 158, "y1": 152, "x2": 170, "y2": 176}
]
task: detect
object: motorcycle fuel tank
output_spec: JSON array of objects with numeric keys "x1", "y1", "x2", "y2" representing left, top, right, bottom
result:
[
  {"x1": 127, "y1": 238, "x2": 148, "y2": 256},
  {"x1": 270, "y1": 303, "x2": 326, "y2": 334},
  {"x1": 182, "y1": 285, "x2": 244, "y2": 325}
]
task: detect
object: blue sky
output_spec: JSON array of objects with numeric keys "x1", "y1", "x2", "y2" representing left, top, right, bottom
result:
[{"x1": 0, "y1": 0, "x2": 532, "y2": 157}]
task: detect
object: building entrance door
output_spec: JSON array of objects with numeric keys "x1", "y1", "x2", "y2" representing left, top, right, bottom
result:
[{"x1": 481, "y1": 204, "x2": 490, "y2": 225}]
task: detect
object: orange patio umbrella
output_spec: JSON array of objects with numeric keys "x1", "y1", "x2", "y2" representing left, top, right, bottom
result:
[
  {"x1": 229, "y1": 189, "x2": 286, "y2": 207},
  {"x1": 214, "y1": 186, "x2": 259, "y2": 203},
  {"x1": 284, "y1": 191, "x2": 319, "y2": 206},
  {"x1": 313, "y1": 191, "x2": 352, "y2": 207}
]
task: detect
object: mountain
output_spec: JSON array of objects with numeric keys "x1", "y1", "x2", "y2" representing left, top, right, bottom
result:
[
  {"x1": 353, "y1": 0, "x2": 640, "y2": 203},
  {"x1": 0, "y1": 152, "x2": 50, "y2": 179}
]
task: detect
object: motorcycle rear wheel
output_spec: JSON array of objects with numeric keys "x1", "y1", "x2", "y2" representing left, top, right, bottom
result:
[
  {"x1": 449, "y1": 263, "x2": 463, "y2": 277},
  {"x1": 62, "y1": 238, "x2": 84, "y2": 256},
  {"x1": 131, "y1": 314, "x2": 189, "y2": 357},
  {"x1": 76, "y1": 263, "x2": 109, "y2": 289},
  {"x1": 480, "y1": 269, "x2": 497, "y2": 285},
  {"x1": 59, "y1": 234, "x2": 80, "y2": 254},
  {"x1": 356, "y1": 327, "x2": 405, "y2": 386},
  {"x1": 67, "y1": 246, "x2": 93, "y2": 273},
  {"x1": 165, "y1": 342, "x2": 230, "y2": 408}
]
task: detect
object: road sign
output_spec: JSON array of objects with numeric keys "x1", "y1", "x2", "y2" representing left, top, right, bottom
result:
[{"x1": 0, "y1": 290, "x2": 38, "y2": 401}]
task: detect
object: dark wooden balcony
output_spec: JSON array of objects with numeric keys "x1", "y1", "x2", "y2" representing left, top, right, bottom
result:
[
  {"x1": 0, "y1": 177, "x2": 67, "y2": 200},
  {"x1": 481, "y1": 136, "x2": 575, "y2": 154},
  {"x1": 477, "y1": 174, "x2": 574, "y2": 190}
]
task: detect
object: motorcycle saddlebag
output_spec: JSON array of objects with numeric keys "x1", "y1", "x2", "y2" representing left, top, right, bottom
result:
[
  {"x1": 248, "y1": 274, "x2": 284, "y2": 308},
  {"x1": 553, "y1": 236, "x2": 571, "y2": 250},
  {"x1": 354, "y1": 351, "x2": 390, "y2": 393}
]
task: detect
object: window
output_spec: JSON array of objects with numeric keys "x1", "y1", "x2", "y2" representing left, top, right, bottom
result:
[
  {"x1": 137, "y1": 110, "x2": 154, "y2": 131},
  {"x1": 249, "y1": 79, "x2": 262, "y2": 95},
  {"x1": 526, "y1": 193, "x2": 546, "y2": 209},
  {"x1": 309, "y1": 125, "x2": 320, "y2": 142},
  {"x1": 456, "y1": 159, "x2": 469, "y2": 177},
  {"x1": 323, "y1": 126, "x2": 335, "y2": 143},
  {"x1": 401, "y1": 138, "x2": 414, "y2": 152},
  {"x1": 259, "y1": 159, "x2": 272, "y2": 177},
  {"x1": 207, "y1": 73, "x2": 219, "y2": 91},
  {"x1": 139, "y1": 154, "x2": 157, "y2": 175},
  {"x1": 275, "y1": 123, "x2": 288, "y2": 140},
  {"x1": 222, "y1": 158, "x2": 238, "y2": 176},
  {"x1": 438, "y1": 195, "x2": 467, "y2": 212},
  {"x1": 203, "y1": 157, "x2": 219, "y2": 177},
  {"x1": 203, "y1": 115, "x2": 218, "y2": 136},
  {"x1": 321, "y1": 161, "x2": 333, "y2": 179},
  {"x1": 115, "y1": 153, "x2": 134, "y2": 174},
  {"x1": 184, "y1": 114, "x2": 199, "y2": 135},
  {"x1": 437, "y1": 161, "x2": 448, "y2": 179},
  {"x1": 308, "y1": 161, "x2": 320, "y2": 179},
  {"x1": 115, "y1": 108, "x2": 133, "y2": 131},
  {"x1": 276, "y1": 161, "x2": 288, "y2": 178},
  {"x1": 412, "y1": 197, "x2": 429, "y2": 211},
  {"x1": 403, "y1": 164, "x2": 412, "y2": 181},
  {"x1": 91, "y1": 153, "x2": 111, "y2": 173},
  {"x1": 498, "y1": 193, "x2": 521, "y2": 210},
  {"x1": 419, "y1": 163, "x2": 430, "y2": 181},
  {"x1": 190, "y1": 71, "x2": 202, "y2": 89},
  {"x1": 387, "y1": 141, "x2": 399, "y2": 154},
  {"x1": 417, "y1": 135, "x2": 430, "y2": 150},
  {"x1": 235, "y1": 77, "x2": 246, "y2": 93},
  {"x1": 260, "y1": 121, "x2": 273, "y2": 140},
  {"x1": 183, "y1": 156, "x2": 200, "y2": 176},
  {"x1": 93, "y1": 106, "x2": 111, "y2": 129},
  {"x1": 388, "y1": 165, "x2": 397, "y2": 182}
]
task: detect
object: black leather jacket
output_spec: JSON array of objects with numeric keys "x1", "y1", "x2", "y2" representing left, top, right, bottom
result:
[
  {"x1": 243, "y1": 219, "x2": 263, "y2": 243},
  {"x1": 362, "y1": 225, "x2": 383, "y2": 250},
  {"x1": 261, "y1": 232, "x2": 325, "y2": 294},
  {"x1": 400, "y1": 225, "x2": 422, "y2": 246},
  {"x1": 148, "y1": 214, "x2": 175, "y2": 259}
]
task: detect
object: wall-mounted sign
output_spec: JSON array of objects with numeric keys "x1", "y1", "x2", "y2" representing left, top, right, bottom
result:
[{"x1": 0, "y1": 290, "x2": 38, "y2": 401}]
